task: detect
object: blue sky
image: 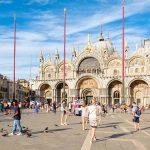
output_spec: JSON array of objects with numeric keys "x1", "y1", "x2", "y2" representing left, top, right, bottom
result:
[{"x1": 0, "y1": 0, "x2": 150, "y2": 80}]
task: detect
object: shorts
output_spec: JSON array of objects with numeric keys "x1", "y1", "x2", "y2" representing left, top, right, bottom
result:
[
  {"x1": 133, "y1": 116, "x2": 140, "y2": 123},
  {"x1": 89, "y1": 120, "x2": 98, "y2": 128},
  {"x1": 82, "y1": 116, "x2": 88, "y2": 122},
  {"x1": 61, "y1": 110, "x2": 66, "y2": 115}
]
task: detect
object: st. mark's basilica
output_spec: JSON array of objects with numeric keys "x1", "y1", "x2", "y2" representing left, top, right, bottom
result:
[{"x1": 29, "y1": 33, "x2": 150, "y2": 106}]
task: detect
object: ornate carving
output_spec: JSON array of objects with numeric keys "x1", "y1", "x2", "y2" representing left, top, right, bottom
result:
[
  {"x1": 130, "y1": 58, "x2": 145, "y2": 66},
  {"x1": 78, "y1": 57, "x2": 101, "y2": 75},
  {"x1": 108, "y1": 59, "x2": 121, "y2": 67},
  {"x1": 78, "y1": 78, "x2": 98, "y2": 89}
]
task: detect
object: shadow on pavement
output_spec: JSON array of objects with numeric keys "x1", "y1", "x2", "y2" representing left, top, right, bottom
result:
[
  {"x1": 96, "y1": 131, "x2": 137, "y2": 142},
  {"x1": 68, "y1": 122, "x2": 82, "y2": 125},
  {"x1": 32, "y1": 128, "x2": 72, "y2": 135},
  {"x1": 98, "y1": 122, "x2": 123, "y2": 129},
  {"x1": 100, "y1": 122, "x2": 123, "y2": 126},
  {"x1": 141, "y1": 126, "x2": 150, "y2": 130},
  {"x1": 0, "y1": 118, "x2": 13, "y2": 122}
]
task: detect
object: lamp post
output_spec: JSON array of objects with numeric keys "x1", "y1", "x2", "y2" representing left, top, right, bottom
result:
[{"x1": 63, "y1": 8, "x2": 67, "y2": 102}]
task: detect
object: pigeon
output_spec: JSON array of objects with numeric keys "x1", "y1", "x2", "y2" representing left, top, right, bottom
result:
[
  {"x1": 23, "y1": 129, "x2": 29, "y2": 134},
  {"x1": 22, "y1": 126, "x2": 28, "y2": 129},
  {"x1": 7, "y1": 125, "x2": 12, "y2": 127},
  {"x1": 1, "y1": 131, "x2": 8, "y2": 137},
  {"x1": 54, "y1": 124, "x2": 58, "y2": 127},
  {"x1": 44, "y1": 127, "x2": 48, "y2": 130},
  {"x1": 22, "y1": 126, "x2": 29, "y2": 133},
  {"x1": 26, "y1": 131, "x2": 32, "y2": 137},
  {"x1": 1, "y1": 128, "x2": 7, "y2": 133},
  {"x1": 0, "y1": 128, "x2": 3, "y2": 133},
  {"x1": 44, "y1": 127, "x2": 48, "y2": 133}
]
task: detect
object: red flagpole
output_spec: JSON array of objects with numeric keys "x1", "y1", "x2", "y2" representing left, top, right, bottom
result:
[
  {"x1": 13, "y1": 15, "x2": 16, "y2": 100},
  {"x1": 63, "y1": 8, "x2": 67, "y2": 101},
  {"x1": 122, "y1": 0, "x2": 125, "y2": 102}
]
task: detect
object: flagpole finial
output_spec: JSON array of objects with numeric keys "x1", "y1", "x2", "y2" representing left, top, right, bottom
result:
[
  {"x1": 64, "y1": 8, "x2": 67, "y2": 13},
  {"x1": 101, "y1": 25, "x2": 102, "y2": 34},
  {"x1": 122, "y1": 0, "x2": 125, "y2": 6}
]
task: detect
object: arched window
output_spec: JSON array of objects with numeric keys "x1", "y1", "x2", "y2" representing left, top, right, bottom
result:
[{"x1": 113, "y1": 91, "x2": 120, "y2": 99}]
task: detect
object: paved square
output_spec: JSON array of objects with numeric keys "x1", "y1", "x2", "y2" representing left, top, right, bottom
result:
[{"x1": 0, "y1": 109, "x2": 150, "y2": 150}]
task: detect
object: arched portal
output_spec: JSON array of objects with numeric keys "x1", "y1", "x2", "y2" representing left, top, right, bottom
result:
[
  {"x1": 108, "y1": 80, "x2": 122, "y2": 105},
  {"x1": 40, "y1": 84, "x2": 52, "y2": 104},
  {"x1": 55, "y1": 82, "x2": 69, "y2": 104},
  {"x1": 129, "y1": 80, "x2": 148, "y2": 105},
  {"x1": 77, "y1": 77, "x2": 98, "y2": 104}
]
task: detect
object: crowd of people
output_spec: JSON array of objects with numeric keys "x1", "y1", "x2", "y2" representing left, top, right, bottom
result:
[
  {"x1": 0, "y1": 98, "x2": 149, "y2": 144},
  {"x1": 0, "y1": 100, "x2": 58, "y2": 115},
  {"x1": 110, "y1": 103, "x2": 149, "y2": 114}
]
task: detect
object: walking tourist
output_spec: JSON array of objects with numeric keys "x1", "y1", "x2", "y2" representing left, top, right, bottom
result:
[
  {"x1": 45, "y1": 101, "x2": 50, "y2": 113},
  {"x1": 112, "y1": 105, "x2": 115, "y2": 113},
  {"x1": 81, "y1": 100, "x2": 88, "y2": 131},
  {"x1": 96, "y1": 102, "x2": 102, "y2": 126},
  {"x1": 60, "y1": 100, "x2": 68, "y2": 125},
  {"x1": 102, "y1": 104, "x2": 107, "y2": 117},
  {"x1": 132, "y1": 102, "x2": 141, "y2": 131},
  {"x1": 52, "y1": 101, "x2": 57, "y2": 113},
  {"x1": 4, "y1": 101, "x2": 9, "y2": 115},
  {"x1": 34, "y1": 102, "x2": 39, "y2": 114},
  {"x1": 68, "y1": 102, "x2": 72, "y2": 116},
  {"x1": 0, "y1": 101, "x2": 3, "y2": 112},
  {"x1": 9, "y1": 100, "x2": 23, "y2": 136},
  {"x1": 88, "y1": 98, "x2": 98, "y2": 143}
]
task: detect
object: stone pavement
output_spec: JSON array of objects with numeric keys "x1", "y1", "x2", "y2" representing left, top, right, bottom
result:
[
  {"x1": 90, "y1": 111, "x2": 150, "y2": 150},
  {"x1": 0, "y1": 109, "x2": 150, "y2": 150}
]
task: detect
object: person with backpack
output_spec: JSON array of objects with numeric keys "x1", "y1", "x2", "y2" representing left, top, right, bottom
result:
[{"x1": 132, "y1": 102, "x2": 141, "y2": 131}]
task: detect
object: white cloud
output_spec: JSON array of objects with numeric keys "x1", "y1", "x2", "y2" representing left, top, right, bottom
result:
[
  {"x1": 0, "y1": 0, "x2": 12, "y2": 4},
  {"x1": 24, "y1": 0, "x2": 150, "y2": 39},
  {"x1": 66, "y1": 1, "x2": 150, "y2": 35},
  {"x1": 0, "y1": 0, "x2": 150, "y2": 80},
  {"x1": 28, "y1": 0, "x2": 56, "y2": 5}
]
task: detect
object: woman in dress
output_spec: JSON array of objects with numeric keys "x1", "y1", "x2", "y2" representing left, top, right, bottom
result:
[
  {"x1": 60, "y1": 100, "x2": 68, "y2": 125},
  {"x1": 88, "y1": 98, "x2": 98, "y2": 143}
]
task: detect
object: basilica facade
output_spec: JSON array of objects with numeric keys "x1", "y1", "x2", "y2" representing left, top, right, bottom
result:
[{"x1": 29, "y1": 33, "x2": 150, "y2": 106}]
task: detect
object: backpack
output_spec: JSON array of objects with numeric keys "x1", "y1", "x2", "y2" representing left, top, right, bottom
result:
[{"x1": 135, "y1": 107, "x2": 141, "y2": 116}]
